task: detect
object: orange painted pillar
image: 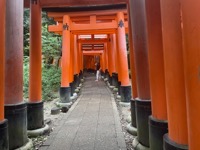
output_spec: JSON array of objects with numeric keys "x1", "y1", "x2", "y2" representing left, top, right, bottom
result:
[
  {"x1": 78, "y1": 43, "x2": 83, "y2": 78},
  {"x1": 5, "y1": 0, "x2": 28, "y2": 149},
  {"x1": 129, "y1": 0, "x2": 151, "y2": 147},
  {"x1": 70, "y1": 33, "x2": 75, "y2": 96},
  {"x1": 28, "y1": 0, "x2": 44, "y2": 131},
  {"x1": 145, "y1": 0, "x2": 168, "y2": 149},
  {"x1": 73, "y1": 35, "x2": 80, "y2": 87},
  {"x1": 115, "y1": 32, "x2": 122, "y2": 96},
  {"x1": 127, "y1": 3, "x2": 138, "y2": 131},
  {"x1": 111, "y1": 34, "x2": 118, "y2": 87},
  {"x1": 180, "y1": 1, "x2": 200, "y2": 150},
  {"x1": 116, "y1": 12, "x2": 131, "y2": 102},
  {"x1": 104, "y1": 43, "x2": 109, "y2": 78},
  {"x1": 80, "y1": 44, "x2": 83, "y2": 74},
  {"x1": 107, "y1": 34, "x2": 113, "y2": 84},
  {"x1": 107, "y1": 34, "x2": 117, "y2": 86},
  {"x1": 115, "y1": 33, "x2": 120, "y2": 81},
  {"x1": 100, "y1": 54, "x2": 104, "y2": 73},
  {"x1": 101, "y1": 51, "x2": 105, "y2": 75},
  {"x1": 160, "y1": 0, "x2": 188, "y2": 149},
  {"x1": 60, "y1": 15, "x2": 71, "y2": 103},
  {"x1": 110, "y1": 34, "x2": 118, "y2": 88},
  {"x1": 0, "y1": 0, "x2": 8, "y2": 149}
]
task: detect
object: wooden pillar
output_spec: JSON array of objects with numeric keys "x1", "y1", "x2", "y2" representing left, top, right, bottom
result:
[
  {"x1": 110, "y1": 34, "x2": 118, "y2": 88},
  {"x1": 5, "y1": 0, "x2": 28, "y2": 149},
  {"x1": 74, "y1": 35, "x2": 80, "y2": 88},
  {"x1": 60, "y1": 15, "x2": 71, "y2": 103},
  {"x1": 115, "y1": 33, "x2": 120, "y2": 80},
  {"x1": 78, "y1": 42, "x2": 83, "y2": 78},
  {"x1": 160, "y1": 0, "x2": 188, "y2": 149},
  {"x1": 107, "y1": 34, "x2": 113, "y2": 84},
  {"x1": 100, "y1": 53, "x2": 104, "y2": 76},
  {"x1": 74, "y1": 35, "x2": 78, "y2": 75},
  {"x1": 180, "y1": 1, "x2": 200, "y2": 149},
  {"x1": 117, "y1": 12, "x2": 131, "y2": 102},
  {"x1": 104, "y1": 43, "x2": 109, "y2": 78},
  {"x1": 127, "y1": 3, "x2": 138, "y2": 131},
  {"x1": 70, "y1": 33, "x2": 75, "y2": 96},
  {"x1": 28, "y1": 0, "x2": 44, "y2": 131},
  {"x1": 0, "y1": 0, "x2": 5, "y2": 123},
  {"x1": 129, "y1": 0, "x2": 151, "y2": 148},
  {"x1": 0, "y1": 0, "x2": 8, "y2": 149},
  {"x1": 145, "y1": 0, "x2": 168, "y2": 149},
  {"x1": 111, "y1": 34, "x2": 117, "y2": 74},
  {"x1": 101, "y1": 50, "x2": 106, "y2": 78},
  {"x1": 115, "y1": 32, "x2": 122, "y2": 96},
  {"x1": 80, "y1": 43, "x2": 83, "y2": 73}
]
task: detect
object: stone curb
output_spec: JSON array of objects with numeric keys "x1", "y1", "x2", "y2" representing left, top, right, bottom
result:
[
  {"x1": 132, "y1": 137, "x2": 150, "y2": 150},
  {"x1": 126, "y1": 115, "x2": 131, "y2": 123},
  {"x1": 15, "y1": 138, "x2": 33, "y2": 150},
  {"x1": 126, "y1": 123, "x2": 137, "y2": 136},
  {"x1": 119, "y1": 102, "x2": 130, "y2": 107},
  {"x1": 27, "y1": 124, "x2": 50, "y2": 137}
]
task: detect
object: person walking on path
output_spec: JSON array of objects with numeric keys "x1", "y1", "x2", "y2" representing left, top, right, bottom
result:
[{"x1": 95, "y1": 62, "x2": 101, "y2": 81}]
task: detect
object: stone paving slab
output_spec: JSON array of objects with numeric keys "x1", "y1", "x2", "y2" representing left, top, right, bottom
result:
[{"x1": 40, "y1": 75, "x2": 127, "y2": 150}]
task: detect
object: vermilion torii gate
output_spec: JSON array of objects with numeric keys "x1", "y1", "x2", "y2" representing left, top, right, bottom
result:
[
  {"x1": 0, "y1": 0, "x2": 200, "y2": 150},
  {"x1": 47, "y1": 10, "x2": 132, "y2": 103}
]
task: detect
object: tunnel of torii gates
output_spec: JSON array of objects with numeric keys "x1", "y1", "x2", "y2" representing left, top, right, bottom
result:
[{"x1": 0, "y1": 0, "x2": 200, "y2": 150}]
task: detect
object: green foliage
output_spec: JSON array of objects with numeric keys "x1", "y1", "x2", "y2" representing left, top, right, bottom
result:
[
  {"x1": 23, "y1": 57, "x2": 61, "y2": 101},
  {"x1": 24, "y1": 9, "x2": 30, "y2": 56},
  {"x1": 23, "y1": 56, "x2": 30, "y2": 99},
  {"x1": 23, "y1": 10, "x2": 62, "y2": 101},
  {"x1": 42, "y1": 24, "x2": 62, "y2": 64},
  {"x1": 42, "y1": 64, "x2": 61, "y2": 101}
]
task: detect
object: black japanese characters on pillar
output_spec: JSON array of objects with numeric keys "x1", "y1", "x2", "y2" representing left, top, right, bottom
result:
[
  {"x1": 63, "y1": 23, "x2": 69, "y2": 30},
  {"x1": 118, "y1": 20, "x2": 124, "y2": 28}
]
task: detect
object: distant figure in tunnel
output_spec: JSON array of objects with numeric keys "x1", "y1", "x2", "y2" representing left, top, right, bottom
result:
[{"x1": 95, "y1": 62, "x2": 101, "y2": 81}]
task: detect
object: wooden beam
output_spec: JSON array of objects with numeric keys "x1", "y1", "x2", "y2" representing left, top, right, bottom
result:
[
  {"x1": 71, "y1": 20, "x2": 117, "y2": 31},
  {"x1": 48, "y1": 21, "x2": 128, "y2": 32},
  {"x1": 24, "y1": 0, "x2": 127, "y2": 8},
  {"x1": 78, "y1": 39, "x2": 109, "y2": 44},
  {"x1": 83, "y1": 50, "x2": 104, "y2": 56},
  {"x1": 47, "y1": 9, "x2": 127, "y2": 18}
]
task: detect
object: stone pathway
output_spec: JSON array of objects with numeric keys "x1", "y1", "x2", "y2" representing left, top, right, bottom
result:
[{"x1": 40, "y1": 75, "x2": 127, "y2": 150}]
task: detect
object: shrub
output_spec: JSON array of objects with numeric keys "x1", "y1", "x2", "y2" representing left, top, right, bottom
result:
[{"x1": 23, "y1": 58, "x2": 61, "y2": 101}]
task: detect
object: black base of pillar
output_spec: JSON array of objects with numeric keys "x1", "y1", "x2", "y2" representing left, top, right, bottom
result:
[
  {"x1": 131, "y1": 99, "x2": 137, "y2": 127},
  {"x1": 27, "y1": 101, "x2": 44, "y2": 130},
  {"x1": 112, "y1": 73, "x2": 118, "y2": 87},
  {"x1": 163, "y1": 134, "x2": 188, "y2": 150},
  {"x1": 5, "y1": 103, "x2": 28, "y2": 150},
  {"x1": 79, "y1": 70, "x2": 83, "y2": 79},
  {"x1": 70, "y1": 82, "x2": 75, "y2": 96},
  {"x1": 118, "y1": 82, "x2": 121, "y2": 95},
  {"x1": 74, "y1": 74, "x2": 79, "y2": 88},
  {"x1": 149, "y1": 116, "x2": 168, "y2": 150},
  {"x1": 135, "y1": 99, "x2": 151, "y2": 147},
  {"x1": 59, "y1": 87, "x2": 71, "y2": 103},
  {"x1": 120, "y1": 86, "x2": 132, "y2": 102},
  {"x1": 108, "y1": 74, "x2": 112, "y2": 85},
  {"x1": 0, "y1": 119, "x2": 9, "y2": 150},
  {"x1": 105, "y1": 69, "x2": 109, "y2": 79},
  {"x1": 101, "y1": 71, "x2": 105, "y2": 78}
]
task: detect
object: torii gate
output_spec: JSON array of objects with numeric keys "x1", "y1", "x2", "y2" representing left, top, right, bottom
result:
[{"x1": 48, "y1": 9, "x2": 131, "y2": 104}]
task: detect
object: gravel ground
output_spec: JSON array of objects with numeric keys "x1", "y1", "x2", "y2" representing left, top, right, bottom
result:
[{"x1": 113, "y1": 94, "x2": 135, "y2": 150}]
